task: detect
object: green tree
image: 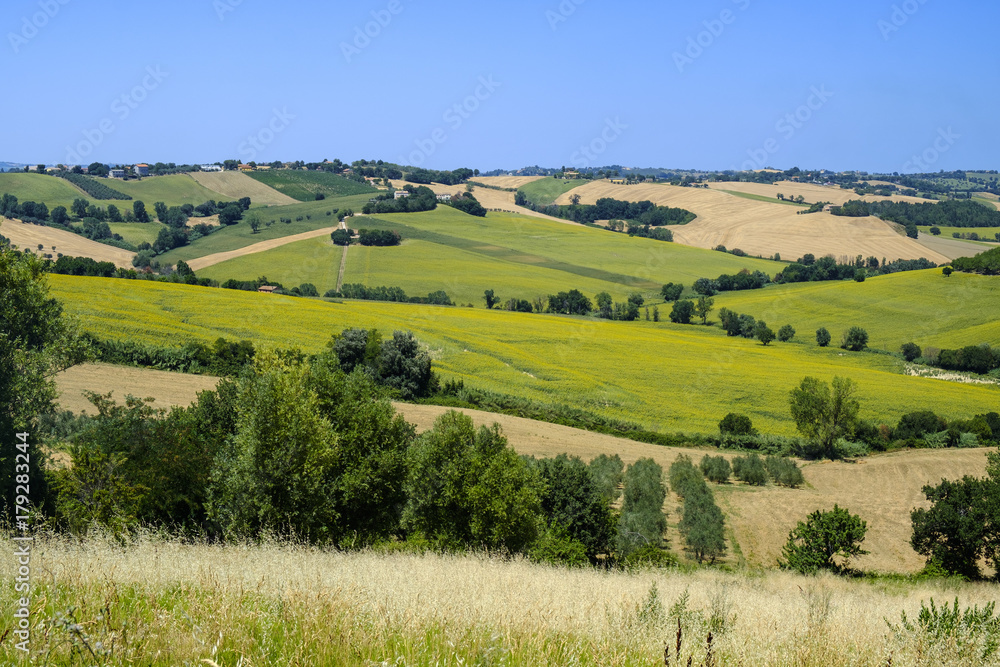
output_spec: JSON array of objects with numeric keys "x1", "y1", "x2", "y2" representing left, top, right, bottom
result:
[
  {"x1": 1, "y1": 246, "x2": 86, "y2": 520},
  {"x1": 943, "y1": 266, "x2": 954, "y2": 278},
  {"x1": 377, "y1": 330, "x2": 433, "y2": 399},
  {"x1": 816, "y1": 327, "x2": 832, "y2": 347},
  {"x1": 841, "y1": 327, "x2": 869, "y2": 352},
  {"x1": 617, "y1": 458, "x2": 668, "y2": 556},
  {"x1": 153, "y1": 201, "x2": 168, "y2": 222},
  {"x1": 781, "y1": 505, "x2": 868, "y2": 574},
  {"x1": 331, "y1": 229, "x2": 351, "y2": 246},
  {"x1": 595, "y1": 291, "x2": 613, "y2": 319},
  {"x1": 588, "y1": 453, "x2": 624, "y2": 503},
  {"x1": 789, "y1": 376, "x2": 861, "y2": 459},
  {"x1": 132, "y1": 200, "x2": 150, "y2": 222},
  {"x1": 732, "y1": 453, "x2": 768, "y2": 486},
  {"x1": 700, "y1": 455, "x2": 731, "y2": 483},
  {"x1": 901, "y1": 342, "x2": 922, "y2": 362},
  {"x1": 530, "y1": 454, "x2": 615, "y2": 560},
  {"x1": 247, "y1": 213, "x2": 261, "y2": 234},
  {"x1": 50, "y1": 205, "x2": 69, "y2": 225},
  {"x1": 402, "y1": 411, "x2": 543, "y2": 552},
  {"x1": 660, "y1": 283, "x2": 683, "y2": 301},
  {"x1": 669, "y1": 299, "x2": 694, "y2": 324},
  {"x1": 778, "y1": 324, "x2": 796, "y2": 342},
  {"x1": 483, "y1": 289, "x2": 499, "y2": 309},
  {"x1": 681, "y1": 487, "x2": 726, "y2": 563},
  {"x1": 929, "y1": 226, "x2": 941, "y2": 235},
  {"x1": 719, "y1": 412, "x2": 755, "y2": 436},
  {"x1": 693, "y1": 296, "x2": 714, "y2": 324},
  {"x1": 71, "y1": 198, "x2": 89, "y2": 218},
  {"x1": 755, "y1": 321, "x2": 776, "y2": 345}
]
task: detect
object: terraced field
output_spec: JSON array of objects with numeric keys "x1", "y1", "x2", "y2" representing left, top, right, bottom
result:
[
  {"x1": 49, "y1": 275, "x2": 1000, "y2": 436},
  {"x1": 717, "y1": 268, "x2": 1000, "y2": 350}
]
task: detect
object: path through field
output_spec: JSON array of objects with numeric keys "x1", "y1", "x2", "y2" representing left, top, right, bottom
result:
[
  {"x1": 52, "y1": 364, "x2": 991, "y2": 573},
  {"x1": 186, "y1": 225, "x2": 339, "y2": 270}
]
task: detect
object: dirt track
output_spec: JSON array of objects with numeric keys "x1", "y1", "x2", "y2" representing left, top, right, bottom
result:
[{"x1": 186, "y1": 226, "x2": 339, "y2": 271}]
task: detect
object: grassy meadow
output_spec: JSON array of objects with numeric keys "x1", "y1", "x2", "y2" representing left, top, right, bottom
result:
[
  {"x1": 517, "y1": 176, "x2": 588, "y2": 205},
  {"x1": 717, "y1": 269, "x2": 1000, "y2": 350},
  {"x1": 3, "y1": 532, "x2": 999, "y2": 666},
  {"x1": 0, "y1": 172, "x2": 92, "y2": 210},
  {"x1": 107, "y1": 173, "x2": 230, "y2": 206},
  {"x1": 105, "y1": 221, "x2": 167, "y2": 246},
  {"x1": 919, "y1": 225, "x2": 1000, "y2": 241},
  {"x1": 49, "y1": 275, "x2": 1000, "y2": 436},
  {"x1": 246, "y1": 169, "x2": 379, "y2": 201}
]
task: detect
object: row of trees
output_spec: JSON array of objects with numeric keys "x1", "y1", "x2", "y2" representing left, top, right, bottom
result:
[
  {"x1": 327, "y1": 284, "x2": 452, "y2": 306},
  {"x1": 833, "y1": 198, "x2": 1000, "y2": 228},
  {"x1": 951, "y1": 246, "x2": 1000, "y2": 275},
  {"x1": 513, "y1": 192, "x2": 695, "y2": 227},
  {"x1": 362, "y1": 186, "x2": 438, "y2": 214},
  {"x1": 669, "y1": 456, "x2": 726, "y2": 563}
]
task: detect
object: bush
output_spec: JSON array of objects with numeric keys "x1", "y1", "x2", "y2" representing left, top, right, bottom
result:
[
  {"x1": 896, "y1": 410, "x2": 946, "y2": 440},
  {"x1": 700, "y1": 455, "x2": 731, "y2": 483},
  {"x1": 529, "y1": 524, "x2": 590, "y2": 567},
  {"x1": 781, "y1": 505, "x2": 868, "y2": 574},
  {"x1": 668, "y1": 455, "x2": 702, "y2": 498},
  {"x1": 901, "y1": 342, "x2": 922, "y2": 362},
  {"x1": 719, "y1": 412, "x2": 755, "y2": 436},
  {"x1": 841, "y1": 327, "x2": 869, "y2": 352},
  {"x1": 331, "y1": 229, "x2": 351, "y2": 246},
  {"x1": 669, "y1": 299, "x2": 694, "y2": 324},
  {"x1": 764, "y1": 456, "x2": 804, "y2": 487},
  {"x1": 732, "y1": 453, "x2": 768, "y2": 486},
  {"x1": 816, "y1": 327, "x2": 831, "y2": 347},
  {"x1": 777, "y1": 324, "x2": 796, "y2": 342}
]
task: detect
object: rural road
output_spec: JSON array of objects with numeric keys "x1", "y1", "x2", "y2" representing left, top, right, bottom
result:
[{"x1": 186, "y1": 226, "x2": 339, "y2": 271}]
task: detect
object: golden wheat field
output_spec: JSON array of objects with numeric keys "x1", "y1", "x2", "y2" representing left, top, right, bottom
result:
[
  {"x1": 473, "y1": 175, "x2": 547, "y2": 189},
  {"x1": 187, "y1": 170, "x2": 299, "y2": 206},
  {"x1": 705, "y1": 180, "x2": 931, "y2": 206},
  {"x1": 2, "y1": 532, "x2": 998, "y2": 666},
  {"x1": 0, "y1": 217, "x2": 135, "y2": 266},
  {"x1": 552, "y1": 181, "x2": 951, "y2": 264}
]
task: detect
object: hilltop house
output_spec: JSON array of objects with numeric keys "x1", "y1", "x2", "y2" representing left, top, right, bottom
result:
[
  {"x1": 134, "y1": 164, "x2": 149, "y2": 176},
  {"x1": 257, "y1": 285, "x2": 279, "y2": 294},
  {"x1": 238, "y1": 164, "x2": 254, "y2": 172},
  {"x1": 394, "y1": 190, "x2": 411, "y2": 199},
  {"x1": 436, "y1": 193, "x2": 452, "y2": 201},
  {"x1": 109, "y1": 168, "x2": 125, "y2": 179}
]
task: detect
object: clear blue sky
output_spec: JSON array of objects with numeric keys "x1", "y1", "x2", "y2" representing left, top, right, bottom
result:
[{"x1": 3, "y1": 0, "x2": 997, "y2": 173}]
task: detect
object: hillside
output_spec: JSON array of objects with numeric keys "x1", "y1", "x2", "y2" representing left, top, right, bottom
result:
[
  {"x1": 554, "y1": 181, "x2": 951, "y2": 264},
  {"x1": 53, "y1": 364, "x2": 994, "y2": 573},
  {"x1": 0, "y1": 216, "x2": 135, "y2": 266},
  {"x1": 717, "y1": 268, "x2": 1000, "y2": 350},
  {"x1": 246, "y1": 169, "x2": 378, "y2": 201},
  {"x1": 188, "y1": 170, "x2": 298, "y2": 206},
  {"x1": 706, "y1": 180, "x2": 932, "y2": 206},
  {"x1": 0, "y1": 172, "x2": 93, "y2": 210},
  {"x1": 49, "y1": 275, "x2": 1000, "y2": 437}
]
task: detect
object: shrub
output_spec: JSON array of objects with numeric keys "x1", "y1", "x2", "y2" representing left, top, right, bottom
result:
[
  {"x1": 777, "y1": 324, "x2": 796, "y2": 342},
  {"x1": 781, "y1": 505, "x2": 868, "y2": 574},
  {"x1": 669, "y1": 299, "x2": 694, "y2": 324},
  {"x1": 700, "y1": 455, "x2": 731, "y2": 483},
  {"x1": 901, "y1": 342, "x2": 922, "y2": 362},
  {"x1": 841, "y1": 327, "x2": 869, "y2": 352},
  {"x1": 765, "y1": 456, "x2": 804, "y2": 487},
  {"x1": 719, "y1": 412, "x2": 755, "y2": 436},
  {"x1": 732, "y1": 453, "x2": 768, "y2": 486},
  {"x1": 816, "y1": 327, "x2": 831, "y2": 347}
]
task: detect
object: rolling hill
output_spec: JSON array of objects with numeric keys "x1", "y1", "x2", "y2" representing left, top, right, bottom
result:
[{"x1": 188, "y1": 170, "x2": 298, "y2": 206}]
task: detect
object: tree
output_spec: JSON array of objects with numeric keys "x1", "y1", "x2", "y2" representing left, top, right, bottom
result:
[
  {"x1": 789, "y1": 376, "x2": 861, "y2": 459},
  {"x1": 402, "y1": 411, "x2": 543, "y2": 552},
  {"x1": 153, "y1": 201, "x2": 168, "y2": 222},
  {"x1": 330, "y1": 229, "x2": 351, "y2": 246},
  {"x1": 778, "y1": 324, "x2": 796, "y2": 342},
  {"x1": 595, "y1": 291, "x2": 613, "y2": 319},
  {"x1": 50, "y1": 205, "x2": 69, "y2": 225},
  {"x1": 700, "y1": 455, "x2": 731, "y2": 483},
  {"x1": 781, "y1": 505, "x2": 868, "y2": 574},
  {"x1": 682, "y1": 489, "x2": 726, "y2": 563},
  {"x1": 929, "y1": 226, "x2": 941, "y2": 235},
  {"x1": 132, "y1": 200, "x2": 150, "y2": 222},
  {"x1": 1, "y1": 246, "x2": 86, "y2": 521},
  {"x1": 588, "y1": 453, "x2": 624, "y2": 503},
  {"x1": 816, "y1": 327, "x2": 831, "y2": 347},
  {"x1": 719, "y1": 412, "x2": 755, "y2": 436},
  {"x1": 377, "y1": 330, "x2": 433, "y2": 399},
  {"x1": 669, "y1": 299, "x2": 694, "y2": 324},
  {"x1": 71, "y1": 198, "x2": 89, "y2": 218},
  {"x1": 660, "y1": 283, "x2": 683, "y2": 301},
  {"x1": 943, "y1": 266, "x2": 954, "y2": 278},
  {"x1": 531, "y1": 454, "x2": 615, "y2": 560},
  {"x1": 854, "y1": 269, "x2": 866, "y2": 282},
  {"x1": 570, "y1": 193, "x2": 581, "y2": 205},
  {"x1": 617, "y1": 458, "x2": 668, "y2": 556},
  {"x1": 693, "y1": 277, "x2": 718, "y2": 296},
  {"x1": 483, "y1": 289, "x2": 498, "y2": 309},
  {"x1": 218, "y1": 204, "x2": 243, "y2": 225},
  {"x1": 910, "y1": 475, "x2": 999, "y2": 579},
  {"x1": 755, "y1": 321, "x2": 776, "y2": 345},
  {"x1": 841, "y1": 327, "x2": 869, "y2": 352},
  {"x1": 693, "y1": 296, "x2": 714, "y2": 325},
  {"x1": 247, "y1": 213, "x2": 261, "y2": 234},
  {"x1": 901, "y1": 342, "x2": 922, "y2": 362}
]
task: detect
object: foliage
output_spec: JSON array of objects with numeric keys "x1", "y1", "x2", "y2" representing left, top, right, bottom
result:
[
  {"x1": 529, "y1": 454, "x2": 615, "y2": 560},
  {"x1": 789, "y1": 376, "x2": 860, "y2": 459},
  {"x1": 377, "y1": 330, "x2": 434, "y2": 399},
  {"x1": 660, "y1": 282, "x2": 683, "y2": 301},
  {"x1": 755, "y1": 321, "x2": 776, "y2": 346},
  {"x1": 777, "y1": 324, "x2": 796, "y2": 342},
  {"x1": 547, "y1": 289, "x2": 592, "y2": 315},
  {"x1": 402, "y1": 411, "x2": 543, "y2": 553},
  {"x1": 901, "y1": 342, "x2": 922, "y2": 362},
  {"x1": 764, "y1": 455, "x2": 804, "y2": 487},
  {"x1": 889, "y1": 598, "x2": 1000, "y2": 664},
  {"x1": 732, "y1": 453, "x2": 768, "y2": 486},
  {"x1": 833, "y1": 198, "x2": 1000, "y2": 228},
  {"x1": 358, "y1": 228, "x2": 401, "y2": 246},
  {"x1": 330, "y1": 229, "x2": 351, "y2": 246},
  {"x1": 952, "y1": 246, "x2": 1000, "y2": 275},
  {"x1": 588, "y1": 453, "x2": 624, "y2": 503},
  {"x1": 781, "y1": 505, "x2": 868, "y2": 574},
  {"x1": 719, "y1": 412, "x2": 755, "y2": 436},
  {"x1": 669, "y1": 299, "x2": 694, "y2": 324},
  {"x1": 841, "y1": 327, "x2": 869, "y2": 352},
  {"x1": 680, "y1": 483, "x2": 726, "y2": 563},
  {"x1": 617, "y1": 458, "x2": 667, "y2": 556},
  {"x1": 699, "y1": 455, "x2": 731, "y2": 483},
  {"x1": 528, "y1": 524, "x2": 590, "y2": 566},
  {"x1": 693, "y1": 296, "x2": 714, "y2": 324},
  {"x1": 57, "y1": 172, "x2": 132, "y2": 200},
  {"x1": 816, "y1": 327, "x2": 831, "y2": 347}
]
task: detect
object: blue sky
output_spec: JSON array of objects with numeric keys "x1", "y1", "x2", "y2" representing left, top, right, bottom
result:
[{"x1": 2, "y1": 0, "x2": 997, "y2": 173}]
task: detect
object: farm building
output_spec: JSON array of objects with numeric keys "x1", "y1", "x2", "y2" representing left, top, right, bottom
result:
[
  {"x1": 394, "y1": 190, "x2": 411, "y2": 199},
  {"x1": 238, "y1": 164, "x2": 254, "y2": 172},
  {"x1": 108, "y1": 169, "x2": 125, "y2": 179},
  {"x1": 134, "y1": 164, "x2": 149, "y2": 176},
  {"x1": 436, "y1": 193, "x2": 452, "y2": 201},
  {"x1": 257, "y1": 285, "x2": 279, "y2": 294}
]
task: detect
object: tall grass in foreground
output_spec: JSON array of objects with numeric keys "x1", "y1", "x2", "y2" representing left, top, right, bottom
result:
[{"x1": 2, "y1": 532, "x2": 998, "y2": 665}]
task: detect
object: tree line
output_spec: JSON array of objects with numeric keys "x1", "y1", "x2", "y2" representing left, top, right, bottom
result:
[{"x1": 833, "y1": 198, "x2": 1000, "y2": 229}]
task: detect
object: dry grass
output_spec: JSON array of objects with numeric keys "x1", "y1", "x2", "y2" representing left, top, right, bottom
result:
[
  {"x1": 55, "y1": 362, "x2": 220, "y2": 414},
  {"x1": 187, "y1": 170, "x2": 298, "y2": 206},
  {"x1": 0, "y1": 216, "x2": 135, "y2": 267},
  {"x1": 2, "y1": 531, "x2": 998, "y2": 665},
  {"x1": 387, "y1": 179, "x2": 575, "y2": 223},
  {"x1": 706, "y1": 180, "x2": 931, "y2": 206},
  {"x1": 186, "y1": 224, "x2": 340, "y2": 271},
  {"x1": 473, "y1": 175, "x2": 546, "y2": 189},
  {"x1": 553, "y1": 182, "x2": 951, "y2": 264}
]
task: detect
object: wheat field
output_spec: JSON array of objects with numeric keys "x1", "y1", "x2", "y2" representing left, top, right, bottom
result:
[
  {"x1": 553, "y1": 181, "x2": 951, "y2": 264},
  {"x1": 2, "y1": 532, "x2": 998, "y2": 665},
  {"x1": 188, "y1": 170, "x2": 299, "y2": 206},
  {"x1": 0, "y1": 216, "x2": 135, "y2": 267}
]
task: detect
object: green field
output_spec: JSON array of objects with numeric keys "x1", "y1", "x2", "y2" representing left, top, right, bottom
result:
[
  {"x1": 156, "y1": 195, "x2": 377, "y2": 265},
  {"x1": 517, "y1": 178, "x2": 588, "y2": 206},
  {"x1": 108, "y1": 174, "x2": 231, "y2": 207},
  {"x1": 197, "y1": 236, "x2": 342, "y2": 293},
  {"x1": 106, "y1": 222, "x2": 167, "y2": 246},
  {"x1": 0, "y1": 172, "x2": 91, "y2": 210},
  {"x1": 717, "y1": 269, "x2": 1000, "y2": 350},
  {"x1": 919, "y1": 225, "x2": 1000, "y2": 241},
  {"x1": 49, "y1": 275, "x2": 1000, "y2": 436},
  {"x1": 246, "y1": 170, "x2": 378, "y2": 201}
]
